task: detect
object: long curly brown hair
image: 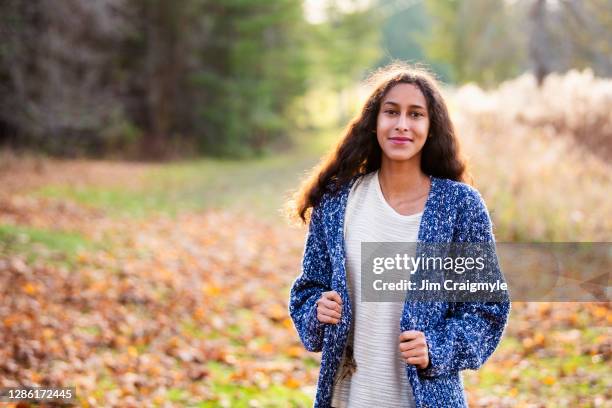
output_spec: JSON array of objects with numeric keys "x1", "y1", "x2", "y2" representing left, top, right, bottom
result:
[{"x1": 290, "y1": 62, "x2": 469, "y2": 224}]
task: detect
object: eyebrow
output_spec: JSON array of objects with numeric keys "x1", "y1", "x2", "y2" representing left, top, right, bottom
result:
[{"x1": 382, "y1": 101, "x2": 426, "y2": 110}]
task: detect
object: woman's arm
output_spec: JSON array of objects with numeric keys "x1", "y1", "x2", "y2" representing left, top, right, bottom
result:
[
  {"x1": 418, "y1": 188, "x2": 511, "y2": 377},
  {"x1": 289, "y1": 204, "x2": 332, "y2": 352},
  {"x1": 418, "y1": 301, "x2": 510, "y2": 377}
]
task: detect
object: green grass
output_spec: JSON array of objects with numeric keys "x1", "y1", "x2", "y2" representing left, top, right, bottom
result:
[
  {"x1": 464, "y1": 337, "x2": 610, "y2": 405},
  {"x1": 90, "y1": 372, "x2": 118, "y2": 403},
  {"x1": 144, "y1": 152, "x2": 320, "y2": 220},
  {"x1": 32, "y1": 152, "x2": 323, "y2": 222},
  {"x1": 36, "y1": 185, "x2": 177, "y2": 218},
  {"x1": 0, "y1": 224, "x2": 98, "y2": 266},
  {"x1": 180, "y1": 319, "x2": 206, "y2": 339},
  {"x1": 31, "y1": 127, "x2": 342, "y2": 222},
  {"x1": 200, "y1": 361, "x2": 313, "y2": 407}
]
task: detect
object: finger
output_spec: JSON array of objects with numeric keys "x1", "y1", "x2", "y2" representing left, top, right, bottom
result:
[
  {"x1": 318, "y1": 313, "x2": 339, "y2": 324},
  {"x1": 399, "y1": 338, "x2": 426, "y2": 351},
  {"x1": 401, "y1": 347, "x2": 426, "y2": 358},
  {"x1": 322, "y1": 298, "x2": 342, "y2": 313},
  {"x1": 405, "y1": 356, "x2": 426, "y2": 365},
  {"x1": 400, "y1": 345, "x2": 425, "y2": 355},
  {"x1": 399, "y1": 330, "x2": 422, "y2": 342},
  {"x1": 319, "y1": 307, "x2": 341, "y2": 319},
  {"x1": 324, "y1": 291, "x2": 343, "y2": 305}
]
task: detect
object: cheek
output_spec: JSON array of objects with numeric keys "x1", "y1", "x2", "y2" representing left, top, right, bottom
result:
[
  {"x1": 418, "y1": 119, "x2": 430, "y2": 138},
  {"x1": 376, "y1": 131, "x2": 384, "y2": 148},
  {"x1": 376, "y1": 116, "x2": 387, "y2": 140},
  {"x1": 377, "y1": 116, "x2": 397, "y2": 137}
]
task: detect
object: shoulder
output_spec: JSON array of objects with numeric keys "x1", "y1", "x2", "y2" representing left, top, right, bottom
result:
[
  {"x1": 434, "y1": 178, "x2": 495, "y2": 241},
  {"x1": 434, "y1": 177, "x2": 487, "y2": 212},
  {"x1": 317, "y1": 174, "x2": 363, "y2": 213}
]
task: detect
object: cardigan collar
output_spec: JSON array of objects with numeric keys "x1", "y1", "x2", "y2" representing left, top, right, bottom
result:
[{"x1": 336, "y1": 173, "x2": 441, "y2": 243}]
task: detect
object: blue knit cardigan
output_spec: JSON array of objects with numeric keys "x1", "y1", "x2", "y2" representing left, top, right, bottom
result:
[{"x1": 289, "y1": 174, "x2": 510, "y2": 408}]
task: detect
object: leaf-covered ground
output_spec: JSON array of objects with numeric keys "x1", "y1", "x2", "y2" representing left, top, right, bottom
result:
[{"x1": 0, "y1": 155, "x2": 610, "y2": 407}]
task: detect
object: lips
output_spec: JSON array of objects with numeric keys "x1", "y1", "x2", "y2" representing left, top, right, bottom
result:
[{"x1": 389, "y1": 136, "x2": 414, "y2": 143}]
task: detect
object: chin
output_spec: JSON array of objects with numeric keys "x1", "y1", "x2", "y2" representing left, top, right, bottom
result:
[{"x1": 384, "y1": 152, "x2": 418, "y2": 162}]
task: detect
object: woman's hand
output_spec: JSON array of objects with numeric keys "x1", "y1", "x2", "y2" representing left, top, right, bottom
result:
[
  {"x1": 315, "y1": 291, "x2": 343, "y2": 324},
  {"x1": 399, "y1": 330, "x2": 430, "y2": 369}
]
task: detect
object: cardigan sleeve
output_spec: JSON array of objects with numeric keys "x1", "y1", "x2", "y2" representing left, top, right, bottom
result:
[
  {"x1": 288, "y1": 203, "x2": 332, "y2": 352},
  {"x1": 418, "y1": 188, "x2": 511, "y2": 378}
]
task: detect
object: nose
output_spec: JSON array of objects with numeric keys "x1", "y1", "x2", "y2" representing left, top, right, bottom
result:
[{"x1": 395, "y1": 114, "x2": 409, "y2": 132}]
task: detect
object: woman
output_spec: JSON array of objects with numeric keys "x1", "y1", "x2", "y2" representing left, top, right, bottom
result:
[{"x1": 288, "y1": 63, "x2": 510, "y2": 408}]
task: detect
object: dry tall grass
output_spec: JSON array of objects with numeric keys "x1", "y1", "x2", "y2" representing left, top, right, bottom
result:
[{"x1": 448, "y1": 70, "x2": 611, "y2": 241}]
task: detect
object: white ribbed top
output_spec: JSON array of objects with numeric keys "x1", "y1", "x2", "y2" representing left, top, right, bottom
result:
[{"x1": 331, "y1": 170, "x2": 420, "y2": 408}]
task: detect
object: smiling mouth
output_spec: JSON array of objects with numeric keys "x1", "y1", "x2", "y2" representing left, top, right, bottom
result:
[{"x1": 389, "y1": 136, "x2": 414, "y2": 142}]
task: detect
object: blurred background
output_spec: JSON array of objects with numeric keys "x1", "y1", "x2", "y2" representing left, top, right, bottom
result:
[{"x1": 0, "y1": 0, "x2": 610, "y2": 406}]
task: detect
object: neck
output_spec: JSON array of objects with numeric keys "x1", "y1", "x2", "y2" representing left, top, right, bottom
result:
[{"x1": 378, "y1": 157, "x2": 429, "y2": 198}]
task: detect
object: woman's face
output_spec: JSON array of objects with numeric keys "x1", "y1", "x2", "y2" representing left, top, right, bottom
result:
[{"x1": 376, "y1": 83, "x2": 430, "y2": 164}]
